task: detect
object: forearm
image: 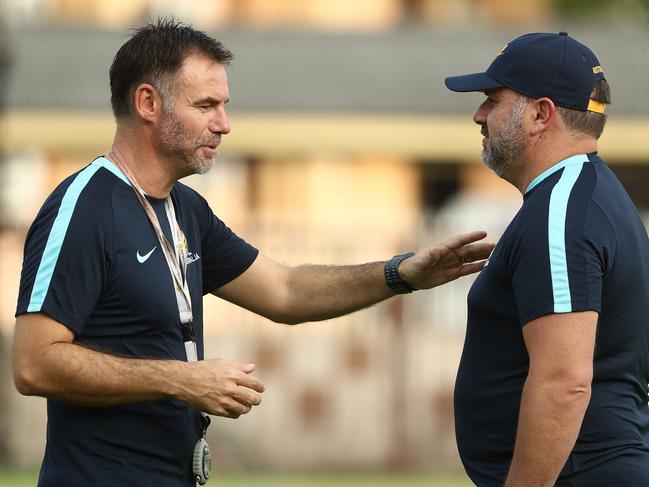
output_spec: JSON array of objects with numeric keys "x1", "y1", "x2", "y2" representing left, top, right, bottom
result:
[
  {"x1": 282, "y1": 262, "x2": 394, "y2": 323},
  {"x1": 505, "y1": 375, "x2": 591, "y2": 487},
  {"x1": 15, "y1": 340, "x2": 188, "y2": 406},
  {"x1": 216, "y1": 233, "x2": 493, "y2": 325}
]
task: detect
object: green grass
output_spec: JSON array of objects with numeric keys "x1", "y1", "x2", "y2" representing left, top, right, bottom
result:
[
  {"x1": 0, "y1": 467, "x2": 473, "y2": 486},
  {"x1": 0, "y1": 466, "x2": 37, "y2": 487},
  {"x1": 217, "y1": 472, "x2": 473, "y2": 486}
]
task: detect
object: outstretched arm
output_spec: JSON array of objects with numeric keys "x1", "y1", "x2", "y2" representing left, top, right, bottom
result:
[
  {"x1": 214, "y1": 231, "x2": 493, "y2": 324},
  {"x1": 13, "y1": 313, "x2": 265, "y2": 419}
]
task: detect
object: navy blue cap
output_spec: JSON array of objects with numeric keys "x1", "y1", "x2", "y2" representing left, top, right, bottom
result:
[{"x1": 445, "y1": 32, "x2": 606, "y2": 112}]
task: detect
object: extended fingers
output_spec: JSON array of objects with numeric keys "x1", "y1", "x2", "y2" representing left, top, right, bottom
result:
[
  {"x1": 457, "y1": 260, "x2": 488, "y2": 277},
  {"x1": 444, "y1": 230, "x2": 488, "y2": 250},
  {"x1": 457, "y1": 242, "x2": 494, "y2": 263}
]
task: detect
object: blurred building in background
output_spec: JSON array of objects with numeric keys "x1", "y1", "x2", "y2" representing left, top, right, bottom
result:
[{"x1": 1, "y1": 0, "x2": 648, "y2": 475}]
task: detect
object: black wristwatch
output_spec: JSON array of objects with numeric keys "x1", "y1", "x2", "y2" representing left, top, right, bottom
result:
[{"x1": 384, "y1": 252, "x2": 416, "y2": 294}]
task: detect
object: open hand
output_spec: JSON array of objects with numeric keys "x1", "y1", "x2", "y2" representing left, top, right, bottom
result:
[{"x1": 398, "y1": 231, "x2": 494, "y2": 290}]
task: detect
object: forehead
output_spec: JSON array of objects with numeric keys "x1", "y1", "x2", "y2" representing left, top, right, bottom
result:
[{"x1": 177, "y1": 54, "x2": 228, "y2": 97}]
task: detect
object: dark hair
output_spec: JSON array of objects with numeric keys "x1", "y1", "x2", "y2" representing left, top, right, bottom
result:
[
  {"x1": 109, "y1": 18, "x2": 233, "y2": 119},
  {"x1": 557, "y1": 79, "x2": 611, "y2": 139}
]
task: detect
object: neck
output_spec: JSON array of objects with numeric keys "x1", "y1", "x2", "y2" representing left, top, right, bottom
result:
[
  {"x1": 107, "y1": 126, "x2": 178, "y2": 198},
  {"x1": 507, "y1": 134, "x2": 597, "y2": 194}
]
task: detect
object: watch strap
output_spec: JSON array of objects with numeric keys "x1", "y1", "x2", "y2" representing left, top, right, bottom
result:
[{"x1": 384, "y1": 252, "x2": 415, "y2": 294}]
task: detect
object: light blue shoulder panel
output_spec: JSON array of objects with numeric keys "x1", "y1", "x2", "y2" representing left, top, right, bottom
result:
[
  {"x1": 27, "y1": 158, "x2": 129, "y2": 312},
  {"x1": 546, "y1": 154, "x2": 589, "y2": 313}
]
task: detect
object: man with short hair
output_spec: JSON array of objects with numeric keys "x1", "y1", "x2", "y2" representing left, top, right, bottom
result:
[
  {"x1": 446, "y1": 32, "x2": 649, "y2": 486},
  {"x1": 13, "y1": 19, "x2": 492, "y2": 486}
]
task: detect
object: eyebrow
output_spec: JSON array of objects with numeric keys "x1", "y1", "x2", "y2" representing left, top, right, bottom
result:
[{"x1": 193, "y1": 96, "x2": 229, "y2": 105}]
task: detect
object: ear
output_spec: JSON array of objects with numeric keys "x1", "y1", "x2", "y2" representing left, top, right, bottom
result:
[
  {"x1": 133, "y1": 83, "x2": 163, "y2": 123},
  {"x1": 529, "y1": 97, "x2": 556, "y2": 136}
]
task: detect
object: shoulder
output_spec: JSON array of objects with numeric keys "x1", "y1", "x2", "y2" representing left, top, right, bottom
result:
[
  {"x1": 170, "y1": 181, "x2": 211, "y2": 211},
  {"x1": 44, "y1": 158, "x2": 125, "y2": 210},
  {"x1": 172, "y1": 180, "x2": 204, "y2": 199},
  {"x1": 518, "y1": 156, "x2": 601, "y2": 231},
  {"x1": 170, "y1": 181, "x2": 226, "y2": 235},
  {"x1": 28, "y1": 158, "x2": 126, "y2": 234},
  {"x1": 588, "y1": 154, "x2": 639, "y2": 220}
]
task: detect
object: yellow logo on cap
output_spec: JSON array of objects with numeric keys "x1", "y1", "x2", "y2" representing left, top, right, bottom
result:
[
  {"x1": 592, "y1": 65, "x2": 603, "y2": 74},
  {"x1": 498, "y1": 44, "x2": 508, "y2": 56}
]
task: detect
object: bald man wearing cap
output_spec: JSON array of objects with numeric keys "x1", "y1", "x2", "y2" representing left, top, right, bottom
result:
[{"x1": 445, "y1": 32, "x2": 649, "y2": 486}]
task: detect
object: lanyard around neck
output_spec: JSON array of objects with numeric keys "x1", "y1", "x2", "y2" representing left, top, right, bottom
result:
[{"x1": 107, "y1": 151, "x2": 197, "y2": 362}]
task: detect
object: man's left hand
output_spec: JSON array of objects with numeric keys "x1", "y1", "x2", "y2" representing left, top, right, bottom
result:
[{"x1": 398, "y1": 231, "x2": 494, "y2": 290}]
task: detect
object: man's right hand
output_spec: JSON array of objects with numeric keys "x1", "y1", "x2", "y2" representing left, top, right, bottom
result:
[
  {"x1": 183, "y1": 359, "x2": 265, "y2": 418},
  {"x1": 13, "y1": 313, "x2": 265, "y2": 418}
]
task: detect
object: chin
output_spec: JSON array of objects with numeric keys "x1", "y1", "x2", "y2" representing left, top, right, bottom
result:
[
  {"x1": 195, "y1": 158, "x2": 216, "y2": 175},
  {"x1": 185, "y1": 151, "x2": 216, "y2": 175}
]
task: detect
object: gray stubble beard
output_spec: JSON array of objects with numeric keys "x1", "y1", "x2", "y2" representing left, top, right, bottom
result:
[
  {"x1": 159, "y1": 109, "x2": 219, "y2": 176},
  {"x1": 481, "y1": 96, "x2": 529, "y2": 177}
]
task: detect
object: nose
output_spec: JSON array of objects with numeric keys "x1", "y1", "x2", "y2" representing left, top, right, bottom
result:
[
  {"x1": 209, "y1": 106, "x2": 231, "y2": 135},
  {"x1": 473, "y1": 101, "x2": 488, "y2": 126}
]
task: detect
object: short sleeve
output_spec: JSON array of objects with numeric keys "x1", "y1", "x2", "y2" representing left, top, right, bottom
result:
[
  {"x1": 511, "y1": 169, "x2": 611, "y2": 325},
  {"x1": 16, "y1": 169, "x2": 111, "y2": 335},
  {"x1": 199, "y1": 200, "x2": 258, "y2": 294}
]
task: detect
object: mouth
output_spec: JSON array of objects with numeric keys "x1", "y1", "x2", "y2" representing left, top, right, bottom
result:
[
  {"x1": 201, "y1": 145, "x2": 219, "y2": 155},
  {"x1": 201, "y1": 135, "x2": 222, "y2": 153}
]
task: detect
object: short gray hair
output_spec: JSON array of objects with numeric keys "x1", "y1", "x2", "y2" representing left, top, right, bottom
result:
[{"x1": 556, "y1": 79, "x2": 611, "y2": 139}]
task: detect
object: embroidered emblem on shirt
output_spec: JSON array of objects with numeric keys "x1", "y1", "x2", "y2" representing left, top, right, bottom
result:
[
  {"x1": 187, "y1": 252, "x2": 201, "y2": 264},
  {"x1": 136, "y1": 247, "x2": 157, "y2": 264}
]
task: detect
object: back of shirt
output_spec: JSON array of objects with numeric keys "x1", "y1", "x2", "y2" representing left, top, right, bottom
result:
[
  {"x1": 574, "y1": 156, "x2": 649, "y2": 463},
  {"x1": 455, "y1": 153, "x2": 649, "y2": 486}
]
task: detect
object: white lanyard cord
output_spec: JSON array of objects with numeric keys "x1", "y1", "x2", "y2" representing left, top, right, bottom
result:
[{"x1": 107, "y1": 149, "x2": 198, "y2": 362}]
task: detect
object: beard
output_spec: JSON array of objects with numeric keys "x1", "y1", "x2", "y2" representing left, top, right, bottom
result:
[
  {"x1": 481, "y1": 96, "x2": 528, "y2": 177},
  {"x1": 158, "y1": 109, "x2": 221, "y2": 176}
]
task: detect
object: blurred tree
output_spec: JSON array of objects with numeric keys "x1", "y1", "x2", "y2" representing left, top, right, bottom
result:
[{"x1": 555, "y1": 0, "x2": 649, "y2": 20}]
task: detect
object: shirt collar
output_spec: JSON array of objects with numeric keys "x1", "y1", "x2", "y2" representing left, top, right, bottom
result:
[{"x1": 525, "y1": 154, "x2": 590, "y2": 194}]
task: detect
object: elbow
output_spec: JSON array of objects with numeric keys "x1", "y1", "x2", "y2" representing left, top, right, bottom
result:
[
  {"x1": 13, "y1": 358, "x2": 47, "y2": 397},
  {"x1": 540, "y1": 374, "x2": 593, "y2": 410},
  {"x1": 267, "y1": 311, "x2": 303, "y2": 326},
  {"x1": 528, "y1": 364, "x2": 593, "y2": 408},
  {"x1": 561, "y1": 367, "x2": 593, "y2": 401},
  {"x1": 570, "y1": 375, "x2": 593, "y2": 403},
  {"x1": 553, "y1": 381, "x2": 592, "y2": 419},
  {"x1": 14, "y1": 365, "x2": 39, "y2": 396},
  {"x1": 264, "y1": 293, "x2": 306, "y2": 325},
  {"x1": 560, "y1": 380, "x2": 592, "y2": 409},
  {"x1": 268, "y1": 270, "x2": 309, "y2": 325}
]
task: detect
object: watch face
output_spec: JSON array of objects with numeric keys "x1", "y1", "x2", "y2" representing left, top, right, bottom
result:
[
  {"x1": 193, "y1": 438, "x2": 212, "y2": 484},
  {"x1": 202, "y1": 443, "x2": 211, "y2": 478}
]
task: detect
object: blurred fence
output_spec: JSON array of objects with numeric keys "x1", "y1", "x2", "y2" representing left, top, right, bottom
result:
[
  {"x1": 0, "y1": 213, "x2": 479, "y2": 472},
  {"x1": 201, "y1": 217, "x2": 476, "y2": 471}
]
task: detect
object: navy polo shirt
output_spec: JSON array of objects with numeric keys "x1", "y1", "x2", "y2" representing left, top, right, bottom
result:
[
  {"x1": 455, "y1": 153, "x2": 649, "y2": 486},
  {"x1": 16, "y1": 157, "x2": 259, "y2": 486}
]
